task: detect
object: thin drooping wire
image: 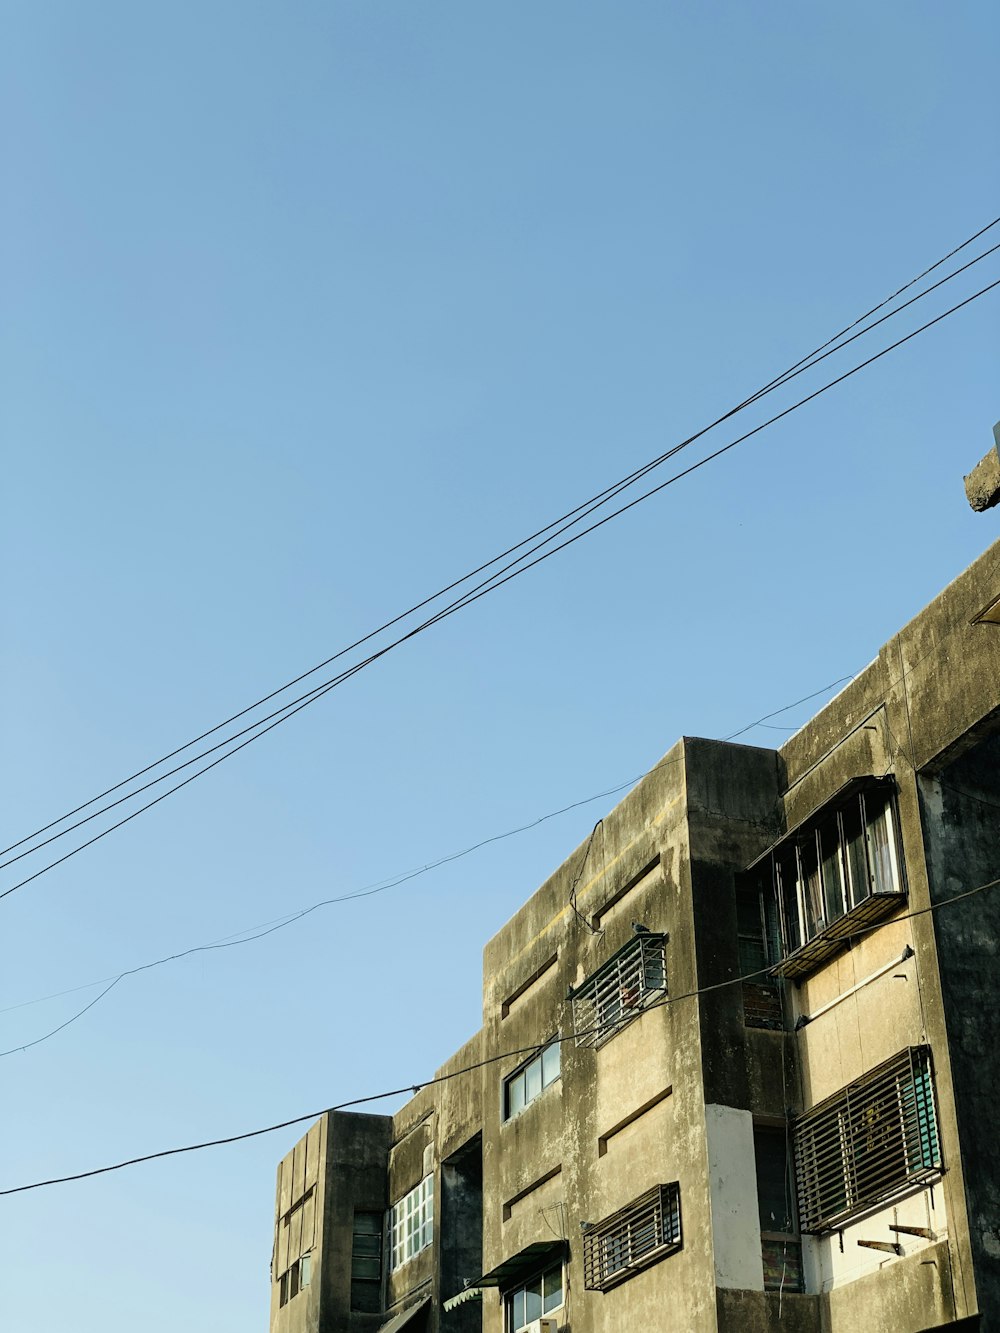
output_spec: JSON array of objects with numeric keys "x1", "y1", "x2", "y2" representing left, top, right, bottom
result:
[
  {"x1": 4, "y1": 219, "x2": 998, "y2": 869},
  {"x1": 568, "y1": 819, "x2": 605, "y2": 935},
  {"x1": 0, "y1": 672, "x2": 856, "y2": 1041},
  {"x1": 4, "y1": 274, "x2": 998, "y2": 904},
  {"x1": 0, "y1": 979, "x2": 123, "y2": 1057},
  {"x1": 3, "y1": 869, "x2": 998, "y2": 1197}
]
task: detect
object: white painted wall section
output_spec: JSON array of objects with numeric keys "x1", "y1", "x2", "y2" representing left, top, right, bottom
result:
[{"x1": 705, "y1": 1104, "x2": 764, "y2": 1291}]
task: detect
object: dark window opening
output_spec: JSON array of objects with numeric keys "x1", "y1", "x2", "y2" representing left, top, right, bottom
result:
[{"x1": 754, "y1": 1126, "x2": 803, "y2": 1293}]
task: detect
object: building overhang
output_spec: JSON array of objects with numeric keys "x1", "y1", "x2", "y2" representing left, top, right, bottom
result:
[
  {"x1": 442, "y1": 1286, "x2": 484, "y2": 1312},
  {"x1": 745, "y1": 775, "x2": 895, "y2": 872},
  {"x1": 474, "y1": 1240, "x2": 567, "y2": 1290},
  {"x1": 379, "y1": 1295, "x2": 430, "y2": 1333}
]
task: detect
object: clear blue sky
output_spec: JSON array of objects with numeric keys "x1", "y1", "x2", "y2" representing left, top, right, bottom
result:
[{"x1": 1, "y1": 4, "x2": 998, "y2": 1330}]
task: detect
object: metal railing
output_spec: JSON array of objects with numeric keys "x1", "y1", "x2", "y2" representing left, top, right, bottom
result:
[
  {"x1": 794, "y1": 1046, "x2": 941, "y2": 1233},
  {"x1": 572, "y1": 934, "x2": 667, "y2": 1048}
]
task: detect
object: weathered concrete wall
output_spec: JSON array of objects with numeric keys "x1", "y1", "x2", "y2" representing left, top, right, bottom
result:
[
  {"x1": 271, "y1": 1118, "x2": 327, "y2": 1333},
  {"x1": 919, "y1": 731, "x2": 1000, "y2": 1329},
  {"x1": 386, "y1": 1032, "x2": 485, "y2": 1329},
  {"x1": 269, "y1": 1112, "x2": 393, "y2": 1333},
  {"x1": 270, "y1": 538, "x2": 1000, "y2": 1333},
  {"x1": 476, "y1": 738, "x2": 724, "y2": 1331}
]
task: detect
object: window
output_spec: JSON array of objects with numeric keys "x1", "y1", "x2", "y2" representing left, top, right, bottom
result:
[
  {"x1": 583, "y1": 1183, "x2": 682, "y2": 1292},
  {"x1": 277, "y1": 1251, "x2": 312, "y2": 1307},
  {"x1": 505, "y1": 1262, "x2": 563, "y2": 1332},
  {"x1": 571, "y1": 934, "x2": 667, "y2": 1048},
  {"x1": 351, "y1": 1211, "x2": 383, "y2": 1282},
  {"x1": 754, "y1": 1128, "x2": 803, "y2": 1293},
  {"x1": 350, "y1": 1210, "x2": 382, "y2": 1310},
  {"x1": 276, "y1": 1185, "x2": 315, "y2": 1307},
  {"x1": 504, "y1": 1040, "x2": 561, "y2": 1119},
  {"x1": 388, "y1": 1175, "x2": 434, "y2": 1270},
  {"x1": 737, "y1": 882, "x2": 783, "y2": 1029},
  {"x1": 744, "y1": 778, "x2": 906, "y2": 980},
  {"x1": 794, "y1": 1046, "x2": 942, "y2": 1233}
]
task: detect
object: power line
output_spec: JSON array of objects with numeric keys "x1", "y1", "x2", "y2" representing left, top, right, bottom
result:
[
  {"x1": 3, "y1": 221, "x2": 998, "y2": 882},
  {"x1": 3, "y1": 272, "x2": 998, "y2": 903},
  {"x1": 3, "y1": 869, "x2": 998, "y2": 1197},
  {"x1": 0, "y1": 674, "x2": 857, "y2": 1045}
]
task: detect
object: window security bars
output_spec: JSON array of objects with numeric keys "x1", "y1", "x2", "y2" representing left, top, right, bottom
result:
[
  {"x1": 504, "y1": 1040, "x2": 561, "y2": 1119},
  {"x1": 744, "y1": 778, "x2": 906, "y2": 981},
  {"x1": 388, "y1": 1175, "x2": 434, "y2": 1270},
  {"x1": 583, "y1": 1183, "x2": 682, "y2": 1292},
  {"x1": 572, "y1": 934, "x2": 667, "y2": 1048},
  {"x1": 794, "y1": 1046, "x2": 941, "y2": 1233}
]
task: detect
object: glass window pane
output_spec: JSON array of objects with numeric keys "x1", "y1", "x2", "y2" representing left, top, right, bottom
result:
[
  {"x1": 354, "y1": 1211, "x2": 381, "y2": 1235},
  {"x1": 819, "y1": 816, "x2": 846, "y2": 926},
  {"x1": 542, "y1": 1265, "x2": 563, "y2": 1310},
  {"x1": 524, "y1": 1284, "x2": 542, "y2": 1323},
  {"x1": 776, "y1": 853, "x2": 801, "y2": 953},
  {"x1": 510, "y1": 1290, "x2": 525, "y2": 1330},
  {"x1": 541, "y1": 1041, "x2": 560, "y2": 1087},
  {"x1": 352, "y1": 1256, "x2": 380, "y2": 1280},
  {"x1": 800, "y1": 837, "x2": 824, "y2": 939},
  {"x1": 841, "y1": 798, "x2": 869, "y2": 908},
  {"x1": 865, "y1": 792, "x2": 897, "y2": 894},
  {"x1": 353, "y1": 1235, "x2": 380, "y2": 1256},
  {"x1": 508, "y1": 1073, "x2": 526, "y2": 1116},
  {"x1": 525, "y1": 1057, "x2": 543, "y2": 1103},
  {"x1": 300, "y1": 1253, "x2": 312, "y2": 1288}
]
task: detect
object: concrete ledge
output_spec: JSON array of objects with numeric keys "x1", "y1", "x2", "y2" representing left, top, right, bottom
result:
[{"x1": 963, "y1": 426, "x2": 1000, "y2": 511}]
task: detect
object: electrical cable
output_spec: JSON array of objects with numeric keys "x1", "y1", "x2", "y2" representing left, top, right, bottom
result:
[
  {"x1": 3, "y1": 273, "x2": 998, "y2": 903},
  {"x1": 3, "y1": 869, "x2": 998, "y2": 1196},
  {"x1": 3, "y1": 220, "x2": 998, "y2": 875},
  {"x1": 0, "y1": 673, "x2": 857, "y2": 1040}
]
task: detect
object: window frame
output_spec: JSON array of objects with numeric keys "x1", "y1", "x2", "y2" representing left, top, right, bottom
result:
[
  {"x1": 753, "y1": 1124, "x2": 803, "y2": 1293},
  {"x1": 503, "y1": 1261, "x2": 564, "y2": 1333},
  {"x1": 351, "y1": 1210, "x2": 384, "y2": 1284},
  {"x1": 277, "y1": 1250, "x2": 312, "y2": 1307},
  {"x1": 744, "y1": 778, "x2": 907, "y2": 981},
  {"x1": 503, "y1": 1039, "x2": 561, "y2": 1121},
  {"x1": 388, "y1": 1174, "x2": 435, "y2": 1271}
]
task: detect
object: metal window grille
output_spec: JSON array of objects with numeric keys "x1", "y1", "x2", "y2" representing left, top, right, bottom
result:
[
  {"x1": 744, "y1": 778, "x2": 907, "y2": 981},
  {"x1": 388, "y1": 1174, "x2": 434, "y2": 1270},
  {"x1": 572, "y1": 934, "x2": 667, "y2": 1048},
  {"x1": 794, "y1": 1046, "x2": 941, "y2": 1233},
  {"x1": 583, "y1": 1183, "x2": 682, "y2": 1292}
]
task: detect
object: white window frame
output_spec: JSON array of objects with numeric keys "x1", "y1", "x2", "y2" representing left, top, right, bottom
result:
[
  {"x1": 388, "y1": 1174, "x2": 434, "y2": 1270},
  {"x1": 504, "y1": 1261, "x2": 564, "y2": 1333}
]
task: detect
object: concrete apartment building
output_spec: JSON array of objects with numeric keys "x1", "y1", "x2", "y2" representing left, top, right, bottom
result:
[{"x1": 268, "y1": 537, "x2": 1000, "y2": 1333}]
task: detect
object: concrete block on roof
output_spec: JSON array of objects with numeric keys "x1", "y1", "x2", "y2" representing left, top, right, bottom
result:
[{"x1": 963, "y1": 423, "x2": 1000, "y2": 511}]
